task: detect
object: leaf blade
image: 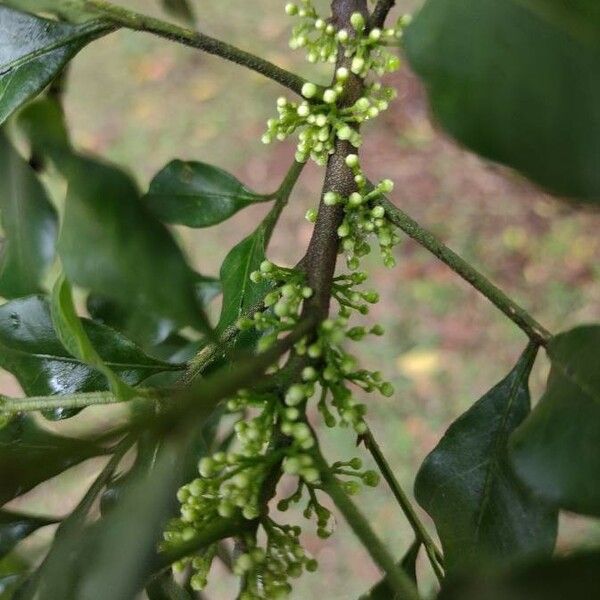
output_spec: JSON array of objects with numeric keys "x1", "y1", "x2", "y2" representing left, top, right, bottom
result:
[{"x1": 414, "y1": 345, "x2": 557, "y2": 573}]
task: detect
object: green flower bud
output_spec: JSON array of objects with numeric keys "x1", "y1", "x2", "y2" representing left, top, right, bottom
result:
[
  {"x1": 337, "y1": 28, "x2": 349, "y2": 42},
  {"x1": 379, "y1": 179, "x2": 394, "y2": 193},
  {"x1": 349, "y1": 457, "x2": 363, "y2": 470},
  {"x1": 302, "y1": 366, "x2": 318, "y2": 381},
  {"x1": 350, "y1": 12, "x2": 365, "y2": 31},
  {"x1": 345, "y1": 153, "x2": 359, "y2": 168},
  {"x1": 285, "y1": 384, "x2": 306, "y2": 406},
  {"x1": 324, "y1": 191, "x2": 339, "y2": 205},
  {"x1": 284, "y1": 3, "x2": 298, "y2": 15},
  {"x1": 371, "y1": 205, "x2": 385, "y2": 218},
  {"x1": 362, "y1": 470, "x2": 381, "y2": 487},
  {"x1": 351, "y1": 56, "x2": 365, "y2": 74},
  {"x1": 337, "y1": 125, "x2": 353, "y2": 140},
  {"x1": 323, "y1": 89, "x2": 338, "y2": 104},
  {"x1": 369, "y1": 28, "x2": 382, "y2": 41},
  {"x1": 380, "y1": 382, "x2": 395, "y2": 397}
]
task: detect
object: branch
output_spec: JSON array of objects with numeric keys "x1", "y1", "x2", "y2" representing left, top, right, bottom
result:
[
  {"x1": 370, "y1": 0, "x2": 396, "y2": 28},
  {"x1": 83, "y1": 0, "x2": 307, "y2": 95},
  {"x1": 315, "y1": 450, "x2": 422, "y2": 600},
  {"x1": 362, "y1": 427, "x2": 444, "y2": 582},
  {"x1": 379, "y1": 194, "x2": 552, "y2": 346}
]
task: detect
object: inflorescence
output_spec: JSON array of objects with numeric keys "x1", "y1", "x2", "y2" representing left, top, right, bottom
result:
[{"x1": 165, "y1": 2, "x2": 408, "y2": 597}]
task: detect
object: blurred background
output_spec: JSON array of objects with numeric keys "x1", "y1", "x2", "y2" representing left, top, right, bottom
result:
[{"x1": 2, "y1": 0, "x2": 600, "y2": 597}]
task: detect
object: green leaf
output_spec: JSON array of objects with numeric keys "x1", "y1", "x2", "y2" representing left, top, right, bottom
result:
[
  {"x1": 415, "y1": 345, "x2": 557, "y2": 573},
  {"x1": 0, "y1": 6, "x2": 110, "y2": 125},
  {"x1": 0, "y1": 553, "x2": 29, "y2": 599},
  {"x1": 58, "y1": 155, "x2": 211, "y2": 333},
  {"x1": 437, "y1": 549, "x2": 600, "y2": 600},
  {"x1": 0, "y1": 295, "x2": 178, "y2": 400},
  {"x1": 217, "y1": 226, "x2": 269, "y2": 334},
  {"x1": 0, "y1": 510, "x2": 56, "y2": 560},
  {"x1": 146, "y1": 573, "x2": 193, "y2": 600},
  {"x1": 405, "y1": 0, "x2": 600, "y2": 202},
  {"x1": 16, "y1": 96, "x2": 71, "y2": 169},
  {"x1": 0, "y1": 415, "x2": 103, "y2": 506},
  {"x1": 361, "y1": 540, "x2": 421, "y2": 599},
  {"x1": 510, "y1": 325, "x2": 600, "y2": 516},
  {"x1": 160, "y1": 0, "x2": 195, "y2": 25},
  {"x1": 145, "y1": 160, "x2": 267, "y2": 228},
  {"x1": 0, "y1": 132, "x2": 57, "y2": 298},
  {"x1": 87, "y1": 274, "x2": 221, "y2": 350},
  {"x1": 51, "y1": 274, "x2": 133, "y2": 400},
  {"x1": 30, "y1": 431, "x2": 197, "y2": 600}
]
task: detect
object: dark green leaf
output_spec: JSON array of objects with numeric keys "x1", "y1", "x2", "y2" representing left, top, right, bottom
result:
[
  {"x1": 30, "y1": 431, "x2": 196, "y2": 600},
  {"x1": 0, "y1": 415, "x2": 103, "y2": 506},
  {"x1": 217, "y1": 226, "x2": 269, "y2": 333},
  {"x1": 51, "y1": 274, "x2": 133, "y2": 400},
  {"x1": 0, "y1": 132, "x2": 57, "y2": 298},
  {"x1": 510, "y1": 325, "x2": 600, "y2": 516},
  {"x1": 146, "y1": 572, "x2": 193, "y2": 600},
  {"x1": 0, "y1": 295, "x2": 178, "y2": 400},
  {"x1": 160, "y1": 0, "x2": 195, "y2": 25},
  {"x1": 87, "y1": 274, "x2": 221, "y2": 350},
  {"x1": 415, "y1": 345, "x2": 557, "y2": 573},
  {"x1": 58, "y1": 155, "x2": 211, "y2": 333},
  {"x1": 16, "y1": 96, "x2": 71, "y2": 169},
  {"x1": 360, "y1": 539, "x2": 421, "y2": 599},
  {"x1": 405, "y1": 0, "x2": 600, "y2": 202},
  {"x1": 0, "y1": 510, "x2": 56, "y2": 559},
  {"x1": 438, "y1": 549, "x2": 600, "y2": 600},
  {"x1": 0, "y1": 553, "x2": 29, "y2": 599},
  {"x1": 0, "y1": 7, "x2": 109, "y2": 124},
  {"x1": 145, "y1": 160, "x2": 267, "y2": 228}
]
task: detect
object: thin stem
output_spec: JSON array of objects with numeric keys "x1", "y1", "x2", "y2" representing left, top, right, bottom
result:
[
  {"x1": 0, "y1": 389, "x2": 158, "y2": 414},
  {"x1": 370, "y1": 0, "x2": 397, "y2": 28},
  {"x1": 315, "y1": 451, "x2": 422, "y2": 600},
  {"x1": 83, "y1": 0, "x2": 307, "y2": 95},
  {"x1": 264, "y1": 160, "x2": 306, "y2": 245},
  {"x1": 379, "y1": 194, "x2": 552, "y2": 346},
  {"x1": 363, "y1": 427, "x2": 444, "y2": 581}
]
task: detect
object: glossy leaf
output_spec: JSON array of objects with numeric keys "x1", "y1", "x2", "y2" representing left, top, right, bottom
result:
[
  {"x1": 51, "y1": 275, "x2": 133, "y2": 400},
  {"x1": 0, "y1": 415, "x2": 104, "y2": 506},
  {"x1": 0, "y1": 295, "x2": 178, "y2": 400},
  {"x1": 415, "y1": 345, "x2": 557, "y2": 573},
  {"x1": 145, "y1": 160, "x2": 267, "y2": 228},
  {"x1": 160, "y1": 0, "x2": 195, "y2": 25},
  {"x1": 217, "y1": 226, "x2": 269, "y2": 333},
  {"x1": 58, "y1": 155, "x2": 211, "y2": 333},
  {"x1": 405, "y1": 0, "x2": 600, "y2": 202},
  {"x1": 87, "y1": 274, "x2": 221, "y2": 350},
  {"x1": 0, "y1": 510, "x2": 56, "y2": 559},
  {"x1": 510, "y1": 325, "x2": 600, "y2": 516},
  {"x1": 0, "y1": 6, "x2": 109, "y2": 124},
  {"x1": 438, "y1": 549, "x2": 600, "y2": 600},
  {"x1": 0, "y1": 132, "x2": 57, "y2": 298}
]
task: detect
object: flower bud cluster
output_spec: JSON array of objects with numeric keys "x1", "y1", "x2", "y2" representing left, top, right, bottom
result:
[
  {"x1": 307, "y1": 155, "x2": 400, "y2": 268},
  {"x1": 238, "y1": 261, "x2": 313, "y2": 351},
  {"x1": 236, "y1": 522, "x2": 318, "y2": 599}
]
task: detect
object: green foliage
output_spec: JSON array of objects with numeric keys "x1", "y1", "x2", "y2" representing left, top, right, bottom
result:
[
  {"x1": 405, "y1": 0, "x2": 600, "y2": 201},
  {"x1": 0, "y1": 7, "x2": 108, "y2": 125},
  {"x1": 438, "y1": 550, "x2": 600, "y2": 600},
  {"x1": 0, "y1": 0, "x2": 598, "y2": 598},
  {"x1": 145, "y1": 160, "x2": 269, "y2": 228},
  {"x1": 510, "y1": 326, "x2": 600, "y2": 516},
  {"x1": 415, "y1": 344, "x2": 557, "y2": 572},
  {"x1": 0, "y1": 415, "x2": 104, "y2": 506},
  {"x1": 0, "y1": 510, "x2": 56, "y2": 560},
  {"x1": 0, "y1": 295, "x2": 176, "y2": 420},
  {"x1": 0, "y1": 132, "x2": 57, "y2": 298},
  {"x1": 58, "y1": 155, "x2": 211, "y2": 334}
]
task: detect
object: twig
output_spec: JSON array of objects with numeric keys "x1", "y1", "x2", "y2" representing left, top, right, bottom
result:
[
  {"x1": 362, "y1": 427, "x2": 444, "y2": 581},
  {"x1": 379, "y1": 194, "x2": 552, "y2": 346},
  {"x1": 83, "y1": 0, "x2": 307, "y2": 95},
  {"x1": 370, "y1": 0, "x2": 396, "y2": 28},
  {"x1": 0, "y1": 389, "x2": 158, "y2": 414},
  {"x1": 315, "y1": 450, "x2": 422, "y2": 600}
]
